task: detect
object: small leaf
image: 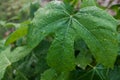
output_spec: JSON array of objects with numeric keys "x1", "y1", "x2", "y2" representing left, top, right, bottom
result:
[
  {"x1": 5, "y1": 21, "x2": 30, "y2": 45},
  {"x1": 30, "y1": 0, "x2": 40, "y2": 18},
  {"x1": 75, "y1": 40, "x2": 92, "y2": 69},
  {"x1": 76, "y1": 51, "x2": 92, "y2": 69},
  {"x1": 63, "y1": 0, "x2": 78, "y2": 5},
  {"x1": 41, "y1": 69, "x2": 57, "y2": 80},
  {"x1": 81, "y1": 0, "x2": 96, "y2": 8},
  {"x1": 41, "y1": 68, "x2": 69, "y2": 80}
]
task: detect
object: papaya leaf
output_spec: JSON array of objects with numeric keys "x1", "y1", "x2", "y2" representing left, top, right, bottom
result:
[{"x1": 28, "y1": 1, "x2": 118, "y2": 72}]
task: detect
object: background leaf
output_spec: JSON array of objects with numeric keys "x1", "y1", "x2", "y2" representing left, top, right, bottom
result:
[
  {"x1": 41, "y1": 68, "x2": 69, "y2": 80},
  {"x1": 0, "y1": 46, "x2": 31, "y2": 79},
  {"x1": 5, "y1": 21, "x2": 30, "y2": 45},
  {"x1": 81, "y1": 0, "x2": 96, "y2": 8}
]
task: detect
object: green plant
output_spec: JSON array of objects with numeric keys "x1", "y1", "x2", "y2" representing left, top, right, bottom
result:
[{"x1": 0, "y1": 0, "x2": 119, "y2": 80}]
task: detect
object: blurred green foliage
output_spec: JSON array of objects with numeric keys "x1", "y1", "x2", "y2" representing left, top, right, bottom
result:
[{"x1": 0, "y1": 0, "x2": 40, "y2": 38}]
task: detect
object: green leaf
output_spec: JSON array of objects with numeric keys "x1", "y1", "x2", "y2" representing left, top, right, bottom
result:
[
  {"x1": 75, "y1": 40, "x2": 92, "y2": 69},
  {"x1": 63, "y1": 0, "x2": 71, "y2": 3},
  {"x1": 33, "y1": 40, "x2": 50, "y2": 75},
  {"x1": 0, "y1": 20, "x2": 6, "y2": 26},
  {"x1": 28, "y1": 1, "x2": 76, "y2": 72},
  {"x1": 47, "y1": 26, "x2": 76, "y2": 72},
  {"x1": 73, "y1": 6, "x2": 118, "y2": 68},
  {"x1": 27, "y1": 1, "x2": 68, "y2": 48},
  {"x1": 77, "y1": 65, "x2": 109, "y2": 80},
  {"x1": 0, "y1": 40, "x2": 6, "y2": 53},
  {"x1": 41, "y1": 68, "x2": 69, "y2": 80},
  {"x1": 30, "y1": 1, "x2": 40, "y2": 18},
  {"x1": 0, "y1": 46, "x2": 31, "y2": 79},
  {"x1": 28, "y1": 1, "x2": 118, "y2": 72},
  {"x1": 63, "y1": 0, "x2": 78, "y2": 5},
  {"x1": 109, "y1": 66, "x2": 120, "y2": 80},
  {"x1": 14, "y1": 71, "x2": 28, "y2": 80},
  {"x1": 41, "y1": 69, "x2": 57, "y2": 80},
  {"x1": 5, "y1": 21, "x2": 30, "y2": 45},
  {"x1": 0, "y1": 48, "x2": 11, "y2": 79},
  {"x1": 75, "y1": 50, "x2": 92, "y2": 69},
  {"x1": 2, "y1": 40, "x2": 50, "y2": 80},
  {"x1": 5, "y1": 26, "x2": 28, "y2": 45},
  {"x1": 5, "y1": 23, "x2": 19, "y2": 28},
  {"x1": 81, "y1": 0, "x2": 96, "y2": 8}
]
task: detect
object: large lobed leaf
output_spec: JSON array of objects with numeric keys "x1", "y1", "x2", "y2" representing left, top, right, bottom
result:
[{"x1": 28, "y1": 1, "x2": 118, "y2": 72}]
